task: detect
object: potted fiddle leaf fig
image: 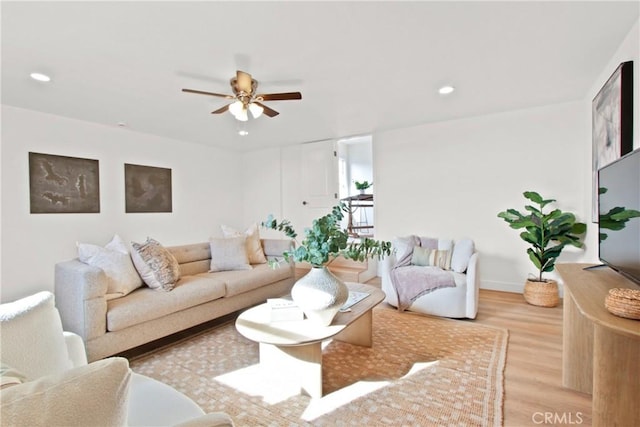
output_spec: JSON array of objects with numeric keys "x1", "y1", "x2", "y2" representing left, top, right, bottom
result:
[
  {"x1": 497, "y1": 191, "x2": 587, "y2": 307},
  {"x1": 262, "y1": 202, "x2": 391, "y2": 325}
]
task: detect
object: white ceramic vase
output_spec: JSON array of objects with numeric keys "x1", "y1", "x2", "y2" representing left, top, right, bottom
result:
[{"x1": 292, "y1": 266, "x2": 349, "y2": 326}]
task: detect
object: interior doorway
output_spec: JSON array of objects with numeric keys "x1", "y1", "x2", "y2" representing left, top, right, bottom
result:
[{"x1": 337, "y1": 135, "x2": 374, "y2": 237}]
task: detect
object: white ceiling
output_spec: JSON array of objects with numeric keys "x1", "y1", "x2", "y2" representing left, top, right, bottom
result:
[{"x1": 2, "y1": 1, "x2": 638, "y2": 152}]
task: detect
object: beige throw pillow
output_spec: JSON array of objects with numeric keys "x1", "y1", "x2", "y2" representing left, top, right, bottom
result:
[
  {"x1": 77, "y1": 234, "x2": 143, "y2": 299},
  {"x1": 0, "y1": 357, "x2": 131, "y2": 427},
  {"x1": 209, "y1": 236, "x2": 252, "y2": 272},
  {"x1": 221, "y1": 223, "x2": 267, "y2": 264},
  {"x1": 131, "y1": 238, "x2": 181, "y2": 291}
]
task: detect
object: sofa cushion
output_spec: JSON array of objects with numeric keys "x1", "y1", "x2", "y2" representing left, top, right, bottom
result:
[
  {"x1": 221, "y1": 223, "x2": 267, "y2": 264},
  {"x1": 451, "y1": 239, "x2": 475, "y2": 273},
  {"x1": 106, "y1": 276, "x2": 226, "y2": 332},
  {"x1": 203, "y1": 263, "x2": 293, "y2": 297},
  {"x1": 0, "y1": 357, "x2": 130, "y2": 427},
  {"x1": 0, "y1": 291, "x2": 71, "y2": 380},
  {"x1": 209, "y1": 236, "x2": 252, "y2": 272},
  {"x1": 169, "y1": 242, "x2": 211, "y2": 276},
  {"x1": 131, "y1": 238, "x2": 181, "y2": 291},
  {"x1": 77, "y1": 234, "x2": 143, "y2": 300}
]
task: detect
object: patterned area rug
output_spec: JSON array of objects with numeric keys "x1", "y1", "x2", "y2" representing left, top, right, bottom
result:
[{"x1": 129, "y1": 306, "x2": 508, "y2": 426}]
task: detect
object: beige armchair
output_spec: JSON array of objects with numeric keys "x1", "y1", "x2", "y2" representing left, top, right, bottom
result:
[{"x1": 0, "y1": 291, "x2": 234, "y2": 427}]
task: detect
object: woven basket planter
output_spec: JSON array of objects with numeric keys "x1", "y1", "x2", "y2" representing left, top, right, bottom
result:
[{"x1": 523, "y1": 279, "x2": 559, "y2": 307}]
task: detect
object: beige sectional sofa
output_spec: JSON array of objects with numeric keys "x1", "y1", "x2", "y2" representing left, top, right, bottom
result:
[{"x1": 54, "y1": 239, "x2": 295, "y2": 362}]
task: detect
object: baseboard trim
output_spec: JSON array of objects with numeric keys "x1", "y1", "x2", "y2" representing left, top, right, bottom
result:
[
  {"x1": 480, "y1": 280, "x2": 565, "y2": 298},
  {"x1": 480, "y1": 280, "x2": 523, "y2": 294}
]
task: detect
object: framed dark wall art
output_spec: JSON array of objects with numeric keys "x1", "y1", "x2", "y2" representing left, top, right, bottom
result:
[
  {"x1": 29, "y1": 152, "x2": 100, "y2": 214},
  {"x1": 124, "y1": 163, "x2": 172, "y2": 213},
  {"x1": 592, "y1": 60, "x2": 634, "y2": 221}
]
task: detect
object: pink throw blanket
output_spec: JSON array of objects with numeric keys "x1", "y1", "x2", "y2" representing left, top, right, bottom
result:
[{"x1": 390, "y1": 236, "x2": 456, "y2": 311}]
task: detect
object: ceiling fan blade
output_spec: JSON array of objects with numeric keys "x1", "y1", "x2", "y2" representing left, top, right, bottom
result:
[
  {"x1": 211, "y1": 104, "x2": 230, "y2": 114},
  {"x1": 182, "y1": 88, "x2": 234, "y2": 98},
  {"x1": 236, "y1": 70, "x2": 254, "y2": 94},
  {"x1": 254, "y1": 102, "x2": 279, "y2": 117},
  {"x1": 258, "y1": 92, "x2": 302, "y2": 101}
]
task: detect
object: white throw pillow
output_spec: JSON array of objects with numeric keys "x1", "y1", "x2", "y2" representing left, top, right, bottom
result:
[
  {"x1": 131, "y1": 238, "x2": 181, "y2": 291},
  {"x1": 77, "y1": 234, "x2": 143, "y2": 299},
  {"x1": 0, "y1": 357, "x2": 131, "y2": 427},
  {"x1": 451, "y1": 239, "x2": 475, "y2": 273},
  {"x1": 209, "y1": 236, "x2": 252, "y2": 272},
  {"x1": 221, "y1": 223, "x2": 267, "y2": 264},
  {"x1": 0, "y1": 291, "x2": 71, "y2": 380}
]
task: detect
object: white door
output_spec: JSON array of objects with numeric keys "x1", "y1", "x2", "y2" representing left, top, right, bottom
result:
[{"x1": 281, "y1": 140, "x2": 339, "y2": 234}]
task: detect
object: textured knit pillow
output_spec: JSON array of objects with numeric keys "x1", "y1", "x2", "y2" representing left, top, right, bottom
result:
[
  {"x1": 77, "y1": 234, "x2": 143, "y2": 299},
  {"x1": 0, "y1": 357, "x2": 131, "y2": 427},
  {"x1": 0, "y1": 291, "x2": 71, "y2": 380},
  {"x1": 221, "y1": 223, "x2": 267, "y2": 264},
  {"x1": 411, "y1": 246, "x2": 452, "y2": 270},
  {"x1": 131, "y1": 238, "x2": 181, "y2": 291},
  {"x1": 209, "y1": 236, "x2": 252, "y2": 272}
]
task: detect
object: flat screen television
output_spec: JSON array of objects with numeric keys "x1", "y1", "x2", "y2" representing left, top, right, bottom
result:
[{"x1": 598, "y1": 148, "x2": 640, "y2": 284}]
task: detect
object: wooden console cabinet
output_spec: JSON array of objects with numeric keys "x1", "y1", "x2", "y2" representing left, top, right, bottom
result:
[{"x1": 557, "y1": 263, "x2": 640, "y2": 426}]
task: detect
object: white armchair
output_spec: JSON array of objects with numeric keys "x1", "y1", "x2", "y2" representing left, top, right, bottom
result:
[
  {"x1": 0, "y1": 291, "x2": 234, "y2": 427},
  {"x1": 381, "y1": 237, "x2": 480, "y2": 319}
]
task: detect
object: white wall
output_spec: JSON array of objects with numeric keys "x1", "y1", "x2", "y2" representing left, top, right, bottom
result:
[
  {"x1": 241, "y1": 147, "x2": 283, "y2": 239},
  {"x1": 372, "y1": 17, "x2": 639, "y2": 294},
  {"x1": 1, "y1": 106, "x2": 243, "y2": 302},
  {"x1": 373, "y1": 100, "x2": 591, "y2": 293}
]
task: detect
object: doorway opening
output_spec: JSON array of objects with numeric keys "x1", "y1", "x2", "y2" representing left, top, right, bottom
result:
[{"x1": 337, "y1": 135, "x2": 374, "y2": 238}]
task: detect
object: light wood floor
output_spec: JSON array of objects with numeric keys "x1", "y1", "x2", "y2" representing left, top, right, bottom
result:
[
  {"x1": 366, "y1": 276, "x2": 593, "y2": 427},
  {"x1": 126, "y1": 275, "x2": 593, "y2": 426}
]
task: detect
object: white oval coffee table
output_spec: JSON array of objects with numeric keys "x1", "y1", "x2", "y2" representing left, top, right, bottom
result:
[{"x1": 235, "y1": 282, "x2": 384, "y2": 398}]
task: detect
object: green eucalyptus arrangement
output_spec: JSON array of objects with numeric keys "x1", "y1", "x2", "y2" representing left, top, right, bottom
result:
[
  {"x1": 262, "y1": 202, "x2": 391, "y2": 267},
  {"x1": 354, "y1": 180, "x2": 372, "y2": 191},
  {"x1": 497, "y1": 191, "x2": 587, "y2": 282}
]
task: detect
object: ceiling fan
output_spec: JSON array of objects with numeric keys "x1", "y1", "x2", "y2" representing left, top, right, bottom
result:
[{"x1": 182, "y1": 70, "x2": 302, "y2": 121}]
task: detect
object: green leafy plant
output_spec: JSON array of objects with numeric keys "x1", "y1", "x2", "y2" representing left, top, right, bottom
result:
[
  {"x1": 354, "y1": 180, "x2": 372, "y2": 191},
  {"x1": 497, "y1": 191, "x2": 587, "y2": 282},
  {"x1": 598, "y1": 187, "x2": 640, "y2": 242},
  {"x1": 262, "y1": 202, "x2": 391, "y2": 267}
]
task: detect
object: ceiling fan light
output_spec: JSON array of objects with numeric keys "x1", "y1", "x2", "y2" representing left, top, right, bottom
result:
[
  {"x1": 235, "y1": 108, "x2": 248, "y2": 122},
  {"x1": 228, "y1": 100, "x2": 244, "y2": 116},
  {"x1": 248, "y1": 103, "x2": 264, "y2": 119}
]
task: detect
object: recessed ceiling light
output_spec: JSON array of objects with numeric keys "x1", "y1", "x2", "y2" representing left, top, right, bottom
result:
[
  {"x1": 238, "y1": 130, "x2": 249, "y2": 136},
  {"x1": 30, "y1": 72, "x2": 51, "y2": 82},
  {"x1": 438, "y1": 85, "x2": 455, "y2": 95}
]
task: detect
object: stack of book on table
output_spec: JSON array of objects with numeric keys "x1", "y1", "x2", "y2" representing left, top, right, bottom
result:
[{"x1": 267, "y1": 298, "x2": 304, "y2": 322}]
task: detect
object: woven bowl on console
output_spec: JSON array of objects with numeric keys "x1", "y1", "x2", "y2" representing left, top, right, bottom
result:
[{"x1": 605, "y1": 288, "x2": 640, "y2": 320}]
